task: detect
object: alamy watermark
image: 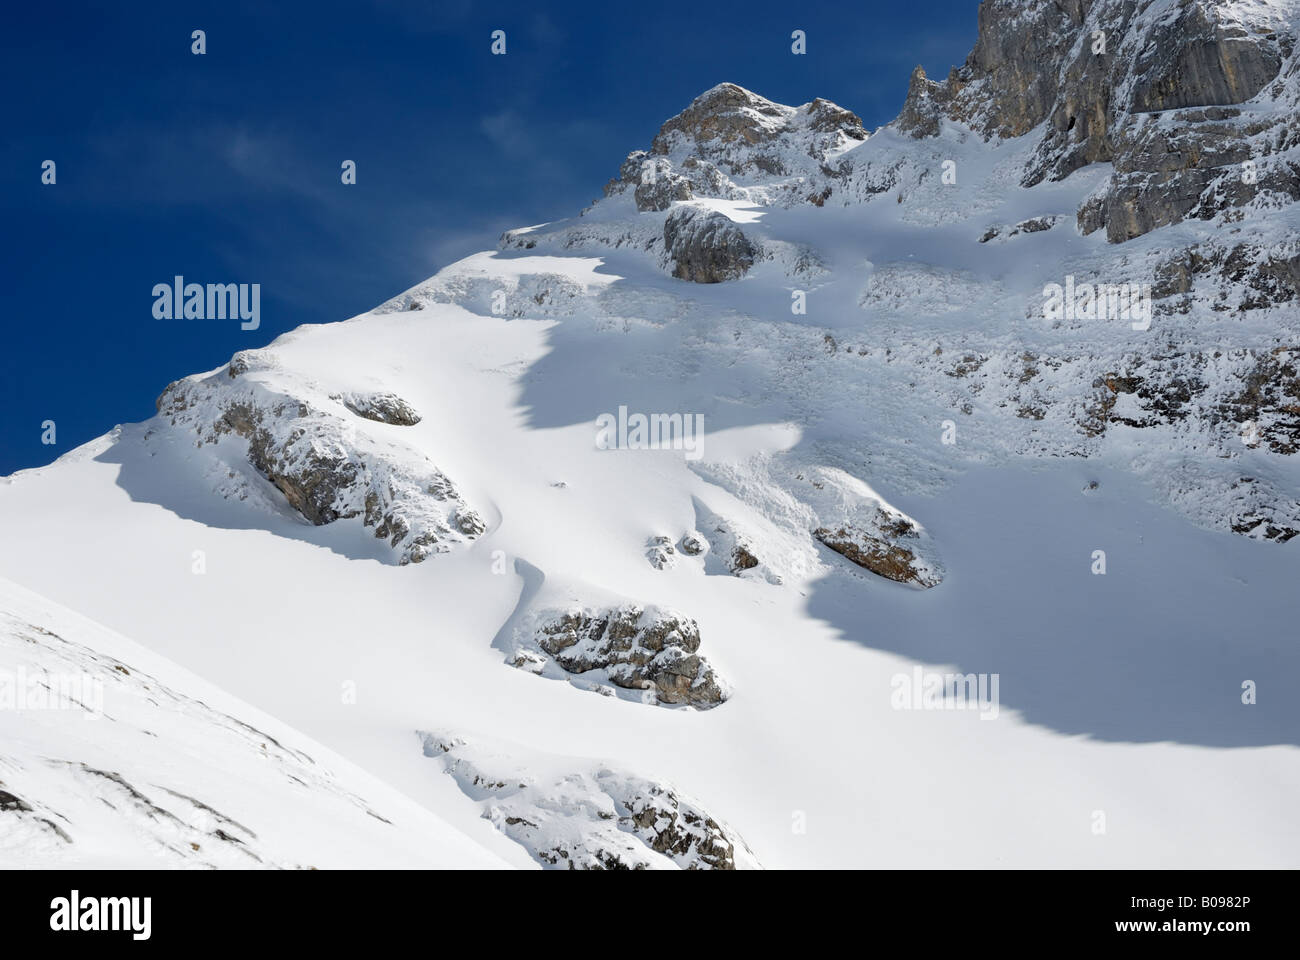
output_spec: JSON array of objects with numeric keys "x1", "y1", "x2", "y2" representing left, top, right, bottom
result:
[
  {"x1": 0, "y1": 667, "x2": 103, "y2": 716},
  {"x1": 890, "y1": 666, "x2": 1000, "y2": 719},
  {"x1": 50, "y1": 891, "x2": 151, "y2": 940},
  {"x1": 1043, "y1": 275, "x2": 1152, "y2": 330},
  {"x1": 152, "y1": 276, "x2": 260, "y2": 330},
  {"x1": 595, "y1": 405, "x2": 705, "y2": 460}
]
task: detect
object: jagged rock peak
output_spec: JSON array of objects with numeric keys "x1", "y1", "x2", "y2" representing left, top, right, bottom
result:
[
  {"x1": 596, "y1": 82, "x2": 868, "y2": 215},
  {"x1": 895, "y1": 64, "x2": 964, "y2": 139},
  {"x1": 639, "y1": 82, "x2": 867, "y2": 176},
  {"x1": 653, "y1": 83, "x2": 794, "y2": 150},
  {"x1": 650, "y1": 82, "x2": 866, "y2": 156}
]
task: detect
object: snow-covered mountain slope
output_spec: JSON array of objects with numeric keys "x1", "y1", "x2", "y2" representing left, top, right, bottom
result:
[
  {"x1": 0, "y1": 576, "x2": 509, "y2": 868},
  {"x1": 3, "y1": 0, "x2": 1300, "y2": 867},
  {"x1": 0, "y1": 577, "x2": 758, "y2": 869}
]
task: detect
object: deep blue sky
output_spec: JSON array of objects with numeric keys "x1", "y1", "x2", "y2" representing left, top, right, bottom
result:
[{"x1": 1, "y1": 0, "x2": 980, "y2": 474}]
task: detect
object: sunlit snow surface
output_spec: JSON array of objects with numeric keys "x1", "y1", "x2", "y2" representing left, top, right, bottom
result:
[
  {"x1": 5, "y1": 29, "x2": 1300, "y2": 865},
  {"x1": 3, "y1": 268, "x2": 1298, "y2": 865}
]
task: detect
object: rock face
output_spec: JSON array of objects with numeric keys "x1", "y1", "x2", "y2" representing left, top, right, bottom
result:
[
  {"x1": 511, "y1": 604, "x2": 727, "y2": 708},
  {"x1": 1127, "y1": 3, "x2": 1285, "y2": 112},
  {"x1": 894, "y1": 0, "x2": 1299, "y2": 245},
  {"x1": 156, "y1": 352, "x2": 483, "y2": 564},
  {"x1": 662, "y1": 205, "x2": 757, "y2": 282},
  {"x1": 420, "y1": 732, "x2": 760, "y2": 869}
]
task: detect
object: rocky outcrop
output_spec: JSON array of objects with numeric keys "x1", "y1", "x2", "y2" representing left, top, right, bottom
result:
[
  {"x1": 622, "y1": 154, "x2": 695, "y2": 212},
  {"x1": 420, "y1": 732, "x2": 760, "y2": 869},
  {"x1": 334, "y1": 392, "x2": 422, "y2": 426},
  {"x1": 652, "y1": 82, "x2": 798, "y2": 155},
  {"x1": 980, "y1": 216, "x2": 1064, "y2": 242},
  {"x1": 650, "y1": 83, "x2": 866, "y2": 166},
  {"x1": 645, "y1": 535, "x2": 677, "y2": 569},
  {"x1": 156, "y1": 355, "x2": 483, "y2": 564},
  {"x1": 1070, "y1": 346, "x2": 1300, "y2": 470},
  {"x1": 510, "y1": 604, "x2": 727, "y2": 708},
  {"x1": 729, "y1": 545, "x2": 759, "y2": 572},
  {"x1": 895, "y1": 64, "x2": 964, "y2": 139},
  {"x1": 815, "y1": 514, "x2": 942, "y2": 588},
  {"x1": 661, "y1": 205, "x2": 757, "y2": 282},
  {"x1": 1225, "y1": 347, "x2": 1300, "y2": 459},
  {"x1": 678, "y1": 532, "x2": 708, "y2": 557},
  {"x1": 1152, "y1": 237, "x2": 1300, "y2": 314}
]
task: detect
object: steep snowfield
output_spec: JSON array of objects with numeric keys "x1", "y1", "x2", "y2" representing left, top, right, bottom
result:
[{"x1": 4, "y1": 1, "x2": 1300, "y2": 868}]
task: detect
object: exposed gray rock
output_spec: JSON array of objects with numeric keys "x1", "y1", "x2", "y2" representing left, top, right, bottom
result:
[
  {"x1": 895, "y1": 64, "x2": 963, "y2": 139},
  {"x1": 625, "y1": 154, "x2": 694, "y2": 212},
  {"x1": 1128, "y1": 4, "x2": 1285, "y2": 113},
  {"x1": 514, "y1": 605, "x2": 727, "y2": 708},
  {"x1": 678, "y1": 532, "x2": 708, "y2": 557},
  {"x1": 335, "y1": 392, "x2": 422, "y2": 426},
  {"x1": 651, "y1": 82, "x2": 865, "y2": 168},
  {"x1": 227, "y1": 351, "x2": 254, "y2": 379},
  {"x1": 646, "y1": 535, "x2": 676, "y2": 569},
  {"x1": 653, "y1": 82, "x2": 795, "y2": 156},
  {"x1": 662, "y1": 205, "x2": 757, "y2": 283},
  {"x1": 597, "y1": 83, "x2": 865, "y2": 212},
  {"x1": 892, "y1": 0, "x2": 1299, "y2": 252},
  {"x1": 155, "y1": 371, "x2": 483, "y2": 564},
  {"x1": 979, "y1": 216, "x2": 1064, "y2": 243},
  {"x1": 1150, "y1": 239, "x2": 1300, "y2": 311}
]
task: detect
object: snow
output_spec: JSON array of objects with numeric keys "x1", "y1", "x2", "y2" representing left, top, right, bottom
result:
[
  {"x1": 4, "y1": 18, "x2": 1300, "y2": 865},
  {"x1": 3, "y1": 272, "x2": 1299, "y2": 865},
  {"x1": 0, "y1": 576, "x2": 513, "y2": 868},
  {"x1": 685, "y1": 198, "x2": 768, "y2": 224}
]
